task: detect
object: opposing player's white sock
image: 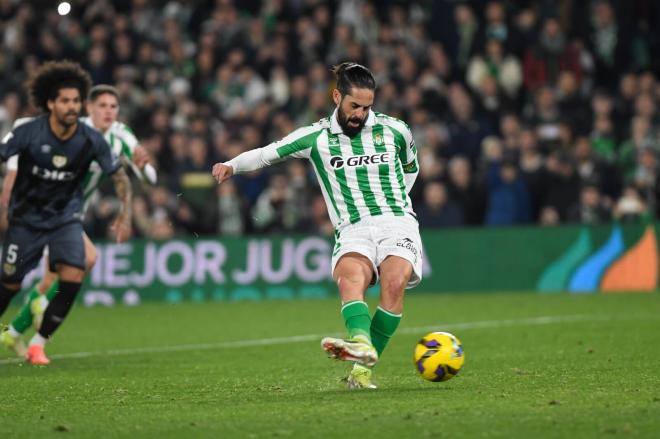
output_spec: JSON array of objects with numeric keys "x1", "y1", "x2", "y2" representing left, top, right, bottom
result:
[{"x1": 29, "y1": 333, "x2": 47, "y2": 347}]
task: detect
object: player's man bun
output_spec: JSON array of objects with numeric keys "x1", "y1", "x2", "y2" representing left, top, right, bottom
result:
[
  {"x1": 332, "y1": 62, "x2": 376, "y2": 96},
  {"x1": 26, "y1": 60, "x2": 92, "y2": 112}
]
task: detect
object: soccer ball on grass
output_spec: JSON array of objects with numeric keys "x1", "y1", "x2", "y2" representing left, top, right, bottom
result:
[{"x1": 413, "y1": 331, "x2": 464, "y2": 382}]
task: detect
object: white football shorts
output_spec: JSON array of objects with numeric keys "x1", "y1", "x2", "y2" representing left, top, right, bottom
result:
[{"x1": 331, "y1": 214, "x2": 423, "y2": 289}]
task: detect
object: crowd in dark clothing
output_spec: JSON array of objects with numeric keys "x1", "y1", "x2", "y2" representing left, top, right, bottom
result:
[{"x1": 0, "y1": 0, "x2": 659, "y2": 239}]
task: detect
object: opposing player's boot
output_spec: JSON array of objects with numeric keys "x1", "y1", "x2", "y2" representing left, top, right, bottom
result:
[
  {"x1": 25, "y1": 344, "x2": 50, "y2": 366},
  {"x1": 30, "y1": 295, "x2": 49, "y2": 330},
  {"x1": 321, "y1": 335, "x2": 378, "y2": 367},
  {"x1": 346, "y1": 364, "x2": 378, "y2": 389},
  {"x1": 1, "y1": 327, "x2": 27, "y2": 357}
]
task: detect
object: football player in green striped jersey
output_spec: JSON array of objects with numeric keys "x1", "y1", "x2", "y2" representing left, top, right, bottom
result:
[
  {"x1": 1, "y1": 85, "x2": 156, "y2": 358},
  {"x1": 213, "y1": 63, "x2": 421, "y2": 389}
]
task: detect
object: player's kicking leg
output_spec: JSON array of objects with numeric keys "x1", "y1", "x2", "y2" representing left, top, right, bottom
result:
[
  {"x1": 344, "y1": 255, "x2": 415, "y2": 389},
  {"x1": 321, "y1": 252, "x2": 378, "y2": 388}
]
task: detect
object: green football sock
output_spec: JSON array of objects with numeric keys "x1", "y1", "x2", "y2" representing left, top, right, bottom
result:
[
  {"x1": 10, "y1": 286, "x2": 41, "y2": 334},
  {"x1": 370, "y1": 306, "x2": 402, "y2": 356},
  {"x1": 341, "y1": 300, "x2": 372, "y2": 341}
]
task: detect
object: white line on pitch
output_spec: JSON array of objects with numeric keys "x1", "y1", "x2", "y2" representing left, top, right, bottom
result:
[{"x1": 0, "y1": 314, "x2": 595, "y2": 365}]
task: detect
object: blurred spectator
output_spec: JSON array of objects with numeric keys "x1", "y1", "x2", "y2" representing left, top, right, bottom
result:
[
  {"x1": 452, "y1": 4, "x2": 479, "y2": 72},
  {"x1": 618, "y1": 116, "x2": 655, "y2": 180},
  {"x1": 528, "y1": 86, "x2": 561, "y2": 149},
  {"x1": 541, "y1": 151, "x2": 581, "y2": 221},
  {"x1": 567, "y1": 183, "x2": 612, "y2": 224},
  {"x1": 632, "y1": 148, "x2": 660, "y2": 215},
  {"x1": 416, "y1": 181, "x2": 464, "y2": 228},
  {"x1": 523, "y1": 18, "x2": 582, "y2": 91},
  {"x1": 518, "y1": 127, "x2": 545, "y2": 218},
  {"x1": 539, "y1": 205, "x2": 560, "y2": 226},
  {"x1": 614, "y1": 186, "x2": 647, "y2": 223},
  {"x1": 573, "y1": 136, "x2": 619, "y2": 199},
  {"x1": 499, "y1": 113, "x2": 521, "y2": 151},
  {"x1": 298, "y1": 193, "x2": 335, "y2": 236},
  {"x1": 556, "y1": 70, "x2": 589, "y2": 129},
  {"x1": 445, "y1": 83, "x2": 494, "y2": 164},
  {"x1": 446, "y1": 156, "x2": 485, "y2": 225},
  {"x1": 588, "y1": 1, "x2": 632, "y2": 89},
  {"x1": 485, "y1": 158, "x2": 531, "y2": 226},
  {"x1": 216, "y1": 179, "x2": 248, "y2": 236},
  {"x1": 479, "y1": 1, "x2": 513, "y2": 50},
  {"x1": 252, "y1": 173, "x2": 299, "y2": 233},
  {"x1": 467, "y1": 39, "x2": 522, "y2": 99}
]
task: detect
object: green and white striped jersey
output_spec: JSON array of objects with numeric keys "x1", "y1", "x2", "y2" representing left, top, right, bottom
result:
[
  {"x1": 226, "y1": 109, "x2": 419, "y2": 229},
  {"x1": 81, "y1": 117, "x2": 138, "y2": 204}
]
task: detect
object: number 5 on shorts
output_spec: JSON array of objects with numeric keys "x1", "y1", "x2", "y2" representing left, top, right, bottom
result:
[{"x1": 6, "y1": 244, "x2": 18, "y2": 264}]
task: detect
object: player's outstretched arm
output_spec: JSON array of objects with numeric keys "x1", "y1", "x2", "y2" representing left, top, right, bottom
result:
[
  {"x1": 212, "y1": 143, "x2": 282, "y2": 185},
  {"x1": 212, "y1": 126, "x2": 318, "y2": 184},
  {"x1": 110, "y1": 167, "x2": 133, "y2": 243}
]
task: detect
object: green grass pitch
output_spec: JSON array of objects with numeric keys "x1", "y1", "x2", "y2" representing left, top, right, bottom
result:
[{"x1": 1, "y1": 292, "x2": 659, "y2": 438}]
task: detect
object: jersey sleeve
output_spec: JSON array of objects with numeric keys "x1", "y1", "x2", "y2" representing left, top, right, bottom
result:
[
  {"x1": 387, "y1": 119, "x2": 419, "y2": 193},
  {"x1": 91, "y1": 132, "x2": 121, "y2": 175},
  {"x1": 226, "y1": 125, "x2": 321, "y2": 174},
  {"x1": 6, "y1": 154, "x2": 18, "y2": 171},
  {"x1": 0, "y1": 128, "x2": 26, "y2": 161},
  {"x1": 1, "y1": 117, "x2": 37, "y2": 162}
]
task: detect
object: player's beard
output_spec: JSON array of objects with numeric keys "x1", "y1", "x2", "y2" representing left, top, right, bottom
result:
[
  {"x1": 337, "y1": 106, "x2": 367, "y2": 137},
  {"x1": 55, "y1": 110, "x2": 79, "y2": 128}
]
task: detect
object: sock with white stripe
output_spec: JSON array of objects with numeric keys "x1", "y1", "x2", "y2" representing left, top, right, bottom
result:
[
  {"x1": 341, "y1": 300, "x2": 372, "y2": 342},
  {"x1": 370, "y1": 306, "x2": 402, "y2": 356}
]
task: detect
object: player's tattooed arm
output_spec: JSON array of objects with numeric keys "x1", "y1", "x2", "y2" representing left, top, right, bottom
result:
[{"x1": 111, "y1": 167, "x2": 133, "y2": 243}]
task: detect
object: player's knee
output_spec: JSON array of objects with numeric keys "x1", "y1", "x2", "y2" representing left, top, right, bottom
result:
[
  {"x1": 336, "y1": 273, "x2": 370, "y2": 294},
  {"x1": 380, "y1": 275, "x2": 407, "y2": 297},
  {"x1": 57, "y1": 265, "x2": 85, "y2": 283},
  {"x1": 64, "y1": 272, "x2": 85, "y2": 283}
]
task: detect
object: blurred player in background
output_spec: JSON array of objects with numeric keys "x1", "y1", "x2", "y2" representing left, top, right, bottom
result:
[
  {"x1": 0, "y1": 84, "x2": 156, "y2": 360},
  {"x1": 213, "y1": 62, "x2": 421, "y2": 389},
  {"x1": 0, "y1": 62, "x2": 133, "y2": 365}
]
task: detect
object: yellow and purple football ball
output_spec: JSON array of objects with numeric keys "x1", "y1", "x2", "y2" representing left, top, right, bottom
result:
[{"x1": 413, "y1": 331, "x2": 465, "y2": 382}]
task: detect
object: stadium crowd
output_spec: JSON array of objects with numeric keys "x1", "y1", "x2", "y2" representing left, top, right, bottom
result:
[{"x1": 1, "y1": 0, "x2": 659, "y2": 238}]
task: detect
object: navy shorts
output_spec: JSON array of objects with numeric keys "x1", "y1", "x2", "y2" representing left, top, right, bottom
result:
[{"x1": 0, "y1": 221, "x2": 85, "y2": 283}]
